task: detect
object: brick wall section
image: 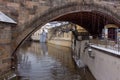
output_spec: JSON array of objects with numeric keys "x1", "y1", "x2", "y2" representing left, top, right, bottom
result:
[
  {"x1": 0, "y1": 23, "x2": 12, "y2": 44},
  {"x1": 0, "y1": 22, "x2": 14, "y2": 77},
  {"x1": 0, "y1": 44, "x2": 11, "y2": 76}
]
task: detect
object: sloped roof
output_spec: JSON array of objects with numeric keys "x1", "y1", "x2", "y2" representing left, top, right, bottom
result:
[{"x1": 0, "y1": 11, "x2": 17, "y2": 24}]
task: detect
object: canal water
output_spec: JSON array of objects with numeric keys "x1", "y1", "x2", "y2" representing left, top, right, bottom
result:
[{"x1": 1, "y1": 41, "x2": 95, "y2": 80}]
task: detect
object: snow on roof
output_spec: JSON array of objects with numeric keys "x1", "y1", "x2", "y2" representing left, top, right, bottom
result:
[
  {"x1": 0, "y1": 11, "x2": 17, "y2": 24},
  {"x1": 42, "y1": 21, "x2": 69, "y2": 29}
]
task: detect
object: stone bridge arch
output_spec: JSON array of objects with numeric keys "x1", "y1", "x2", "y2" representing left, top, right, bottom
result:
[{"x1": 12, "y1": 2, "x2": 120, "y2": 55}]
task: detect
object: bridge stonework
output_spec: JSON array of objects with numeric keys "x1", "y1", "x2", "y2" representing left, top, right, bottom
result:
[
  {"x1": 0, "y1": 0, "x2": 120, "y2": 54},
  {"x1": 0, "y1": 0, "x2": 120, "y2": 78}
]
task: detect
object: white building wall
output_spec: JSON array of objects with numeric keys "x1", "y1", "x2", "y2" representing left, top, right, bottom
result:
[
  {"x1": 31, "y1": 29, "x2": 41, "y2": 41},
  {"x1": 73, "y1": 40, "x2": 120, "y2": 80}
]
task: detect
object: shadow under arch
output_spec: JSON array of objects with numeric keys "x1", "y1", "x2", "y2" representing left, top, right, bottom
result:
[{"x1": 12, "y1": 2, "x2": 120, "y2": 55}]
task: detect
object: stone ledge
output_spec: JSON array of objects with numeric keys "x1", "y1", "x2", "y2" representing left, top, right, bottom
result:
[{"x1": 91, "y1": 45, "x2": 120, "y2": 58}]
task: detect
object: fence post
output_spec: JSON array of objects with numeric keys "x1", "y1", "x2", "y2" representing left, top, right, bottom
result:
[
  {"x1": 118, "y1": 38, "x2": 120, "y2": 52},
  {"x1": 105, "y1": 38, "x2": 108, "y2": 48}
]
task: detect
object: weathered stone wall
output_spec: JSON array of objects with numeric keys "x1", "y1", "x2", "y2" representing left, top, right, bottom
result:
[
  {"x1": 48, "y1": 40, "x2": 72, "y2": 47},
  {"x1": 0, "y1": 23, "x2": 11, "y2": 44},
  {"x1": 0, "y1": 0, "x2": 120, "y2": 54},
  {"x1": 0, "y1": 22, "x2": 12, "y2": 76}
]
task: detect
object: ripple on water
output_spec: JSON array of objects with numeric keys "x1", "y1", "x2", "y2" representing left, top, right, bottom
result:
[{"x1": 8, "y1": 42, "x2": 95, "y2": 80}]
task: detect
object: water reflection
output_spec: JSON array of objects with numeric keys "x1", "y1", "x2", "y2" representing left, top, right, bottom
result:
[
  {"x1": 9, "y1": 42, "x2": 95, "y2": 80},
  {"x1": 40, "y1": 43, "x2": 48, "y2": 56}
]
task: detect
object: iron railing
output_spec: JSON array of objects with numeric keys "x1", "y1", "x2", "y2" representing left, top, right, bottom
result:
[{"x1": 90, "y1": 39, "x2": 120, "y2": 53}]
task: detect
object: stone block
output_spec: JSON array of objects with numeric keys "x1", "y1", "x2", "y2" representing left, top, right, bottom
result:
[{"x1": 0, "y1": 23, "x2": 12, "y2": 44}]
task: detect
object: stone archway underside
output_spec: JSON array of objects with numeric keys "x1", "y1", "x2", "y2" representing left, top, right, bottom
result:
[
  {"x1": 13, "y1": 2, "x2": 120, "y2": 55},
  {"x1": 53, "y1": 12, "x2": 118, "y2": 35}
]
